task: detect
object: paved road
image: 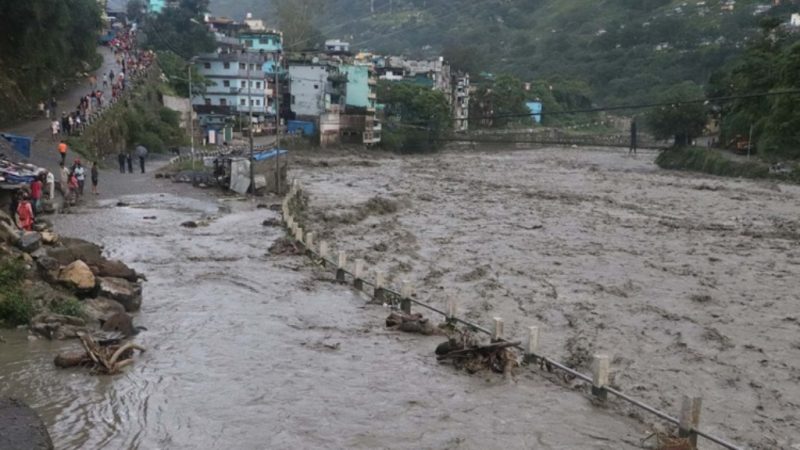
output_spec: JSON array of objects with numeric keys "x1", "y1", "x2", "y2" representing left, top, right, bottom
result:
[{"x1": 5, "y1": 46, "x2": 120, "y2": 176}]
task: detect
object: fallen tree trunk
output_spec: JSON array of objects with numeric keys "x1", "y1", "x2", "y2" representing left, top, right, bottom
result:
[{"x1": 53, "y1": 334, "x2": 145, "y2": 375}]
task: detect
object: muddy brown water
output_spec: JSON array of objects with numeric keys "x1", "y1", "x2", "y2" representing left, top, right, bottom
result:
[
  {"x1": 292, "y1": 146, "x2": 800, "y2": 450},
  {"x1": 0, "y1": 190, "x2": 645, "y2": 449}
]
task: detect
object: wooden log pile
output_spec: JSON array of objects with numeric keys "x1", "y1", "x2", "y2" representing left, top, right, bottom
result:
[{"x1": 54, "y1": 334, "x2": 145, "y2": 375}]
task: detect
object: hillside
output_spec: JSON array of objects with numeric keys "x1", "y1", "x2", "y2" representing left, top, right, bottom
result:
[{"x1": 209, "y1": 0, "x2": 800, "y2": 105}]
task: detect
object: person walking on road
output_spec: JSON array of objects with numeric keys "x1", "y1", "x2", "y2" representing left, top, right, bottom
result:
[
  {"x1": 57, "y1": 140, "x2": 68, "y2": 164},
  {"x1": 91, "y1": 162, "x2": 99, "y2": 195},
  {"x1": 136, "y1": 144, "x2": 148, "y2": 174},
  {"x1": 629, "y1": 119, "x2": 638, "y2": 155},
  {"x1": 118, "y1": 151, "x2": 126, "y2": 173},
  {"x1": 126, "y1": 151, "x2": 133, "y2": 173},
  {"x1": 72, "y1": 160, "x2": 86, "y2": 196}
]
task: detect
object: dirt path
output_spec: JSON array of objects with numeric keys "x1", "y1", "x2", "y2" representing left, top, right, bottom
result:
[{"x1": 292, "y1": 146, "x2": 800, "y2": 450}]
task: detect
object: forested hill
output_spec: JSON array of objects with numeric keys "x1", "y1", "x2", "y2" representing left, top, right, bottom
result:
[
  {"x1": 0, "y1": 0, "x2": 103, "y2": 125},
  {"x1": 210, "y1": 0, "x2": 799, "y2": 104}
]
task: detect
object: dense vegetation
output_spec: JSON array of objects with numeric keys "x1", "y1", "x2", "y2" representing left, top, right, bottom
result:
[
  {"x1": 137, "y1": 0, "x2": 216, "y2": 59},
  {"x1": 378, "y1": 81, "x2": 451, "y2": 152},
  {"x1": 209, "y1": 0, "x2": 797, "y2": 106},
  {"x1": 0, "y1": 259, "x2": 35, "y2": 326},
  {"x1": 707, "y1": 19, "x2": 800, "y2": 159},
  {"x1": 0, "y1": 0, "x2": 103, "y2": 124}
]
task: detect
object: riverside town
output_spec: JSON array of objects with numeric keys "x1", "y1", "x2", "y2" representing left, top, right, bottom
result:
[{"x1": 1, "y1": 0, "x2": 799, "y2": 449}]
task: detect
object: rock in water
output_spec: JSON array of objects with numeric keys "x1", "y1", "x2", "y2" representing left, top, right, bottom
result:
[
  {"x1": 94, "y1": 259, "x2": 140, "y2": 282},
  {"x1": 83, "y1": 297, "x2": 126, "y2": 321},
  {"x1": 17, "y1": 232, "x2": 41, "y2": 253},
  {"x1": 181, "y1": 221, "x2": 198, "y2": 228},
  {"x1": 98, "y1": 277, "x2": 142, "y2": 312},
  {"x1": 29, "y1": 313, "x2": 87, "y2": 340},
  {"x1": 100, "y1": 312, "x2": 143, "y2": 337},
  {"x1": 58, "y1": 260, "x2": 96, "y2": 293},
  {"x1": 0, "y1": 397, "x2": 54, "y2": 450}
]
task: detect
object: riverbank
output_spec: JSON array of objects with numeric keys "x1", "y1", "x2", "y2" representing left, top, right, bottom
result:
[
  {"x1": 656, "y1": 146, "x2": 800, "y2": 183},
  {"x1": 291, "y1": 146, "x2": 800, "y2": 449}
]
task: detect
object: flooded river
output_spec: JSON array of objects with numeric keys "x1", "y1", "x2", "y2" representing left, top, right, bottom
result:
[{"x1": 0, "y1": 189, "x2": 643, "y2": 449}]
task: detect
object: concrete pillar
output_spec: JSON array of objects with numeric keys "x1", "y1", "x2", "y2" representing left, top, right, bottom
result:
[
  {"x1": 591, "y1": 354, "x2": 610, "y2": 400},
  {"x1": 446, "y1": 296, "x2": 457, "y2": 321},
  {"x1": 336, "y1": 251, "x2": 347, "y2": 282},
  {"x1": 525, "y1": 326, "x2": 540, "y2": 358},
  {"x1": 305, "y1": 232, "x2": 314, "y2": 253},
  {"x1": 319, "y1": 241, "x2": 329, "y2": 265},
  {"x1": 374, "y1": 270, "x2": 386, "y2": 303},
  {"x1": 679, "y1": 395, "x2": 702, "y2": 448},
  {"x1": 400, "y1": 280, "x2": 412, "y2": 314},
  {"x1": 492, "y1": 317, "x2": 504, "y2": 341},
  {"x1": 353, "y1": 259, "x2": 365, "y2": 290}
]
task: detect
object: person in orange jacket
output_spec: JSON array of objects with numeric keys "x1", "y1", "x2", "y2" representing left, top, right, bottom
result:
[{"x1": 16, "y1": 194, "x2": 34, "y2": 231}]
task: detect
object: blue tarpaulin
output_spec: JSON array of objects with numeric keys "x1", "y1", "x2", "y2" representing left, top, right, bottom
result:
[
  {"x1": 253, "y1": 149, "x2": 288, "y2": 161},
  {"x1": 0, "y1": 133, "x2": 32, "y2": 158},
  {"x1": 286, "y1": 120, "x2": 316, "y2": 136},
  {"x1": 526, "y1": 101, "x2": 543, "y2": 124}
]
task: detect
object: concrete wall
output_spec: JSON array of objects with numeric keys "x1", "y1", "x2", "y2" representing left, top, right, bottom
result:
[
  {"x1": 288, "y1": 65, "x2": 328, "y2": 117},
  {"x1": 342, "y1": 65, "x2": 370, "y2": 109}
]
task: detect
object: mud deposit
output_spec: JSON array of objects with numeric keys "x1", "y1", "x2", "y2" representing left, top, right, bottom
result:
[
  {"x1": 0, "y1": 191, "x2": 644, "y2": 449},
  {"x1": 294, "y1": 147, "x2": 800, "y2": 449}
]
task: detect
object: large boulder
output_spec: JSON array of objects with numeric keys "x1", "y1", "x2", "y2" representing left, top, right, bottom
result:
[
  {"x1": 0, "y1": 220, "x2": 20, "y2": 246},
  {"x1": 0, "y1": 397, "x2": 54, "y2": 450},
  {"x1": 29, "y1": 313, "x2": 87, "y2": 340},
  {"x1": 17, "y1": 232, "x2": 41, "y2": 253},
  {"x1": 97, "y1": 277, "x2": 142, "y2": 312},
  {"x1": 46, "y1": 239, "x2": 103, "y2": 266},
  {"x1": 40, "y1": 231, "x2": 59, "y2": 246},
  {"x1": 92, "y1": 259, "x2": 140, "y2": 282},
  {"x1": 83, "y1": 297, "x2": 126, "y2": 322},
  {"x1": 58, "y1": 260, "x2": 96, "y2": 293}
]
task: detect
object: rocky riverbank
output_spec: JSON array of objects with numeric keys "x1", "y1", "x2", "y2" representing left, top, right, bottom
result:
[{"x1": 0, "y1": 208, "x2": 144, "y2": 343}]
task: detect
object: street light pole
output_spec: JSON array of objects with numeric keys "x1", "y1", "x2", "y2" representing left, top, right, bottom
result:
[{"x1": 274, "y1": 69, "x2": 281, "y2": 195}]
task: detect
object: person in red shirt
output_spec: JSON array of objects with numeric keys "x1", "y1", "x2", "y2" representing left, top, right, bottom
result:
[
  {"x1": 30, "y1": 176, "x2": 43, "y2": 214},
  {"x1": 16, "y1": 194, "x2": 34, "y2": 231}
]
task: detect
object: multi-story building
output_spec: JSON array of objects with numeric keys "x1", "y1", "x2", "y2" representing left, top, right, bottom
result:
[
  {"x1": 193, "y1": 51, "x2": 274, "y2": 135},
  {"x1": 452, "y1": 73, "x2": 470, "y2": 132},
  {"x1": 340, "y1": 63, "x2": 380, "y2": 145}
]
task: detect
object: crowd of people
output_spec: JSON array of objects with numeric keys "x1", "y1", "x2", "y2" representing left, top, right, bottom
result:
[{"x1": 42, "y1": 26, "x2": 156, "y2": 142}]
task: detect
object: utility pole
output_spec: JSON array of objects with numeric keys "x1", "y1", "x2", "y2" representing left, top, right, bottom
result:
[
  {"x1": 188, "y1": 63, "x2": 195, "y2": 170},
  {"x1": 248, "y1": 56, "x2": 255, "y2": 194},
  {"x1": 274, "y1": 69, "x2": 281, "y2": 195}
]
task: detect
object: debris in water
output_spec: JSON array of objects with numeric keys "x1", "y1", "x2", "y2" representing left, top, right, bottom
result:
[
  {"x1": 385, "y1": 311, "x2": 440, "y2": 335},
  {"x1": 262, "y1": 218, "x2": 282, "y2": 227},
  {"x1": 268, "y1": 237, "x2": 303, "y2": 256},
  {"x1": 436, "y1": 332, "x2": 520, "y2": 376},
  {"x1": 54, "y1": 334, "x2": 145, "y2": 375},
  {"x1": 181, "y1": 221, "x2": 199, "y2": 228}
]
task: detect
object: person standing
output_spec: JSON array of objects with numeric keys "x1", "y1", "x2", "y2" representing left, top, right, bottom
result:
[
  {"x1": 91, "y1": 162, "x2": 99, "y2": 195},
  {"x1": 38, "y1": 101, "x2": 45, "y2": 117},
  {"x1": 629, "y1": 119, "x2": 638, "y2": 155},
  {"x1": 45, "y1": 170, "x2": 55, "y2": 201},
  {"x1": 16, "y1": 194, "x2": 34, "y2": 231},
  {"x1": 57, "y1": 140, "x2": 68, "y2": 164},
  {"x1": 59, "y1": 162, "x2": 69, "y2": 197},
  {"x1": 30, "y1": 176, "x2": 43, "y2": 215},
  {"x1": 118, "y1": 151, "x2": 126, "y2": 173},
  {"x1": 126, "y1": 151, "x2": 133, "y2": 173},
  {"x1": 73, "y1": 160, "x2": 86, "y2": 196},
  {"x1": 51, "y1": 119, "x2": 60, "y2": 142},
  {"x1": 136, "y1": 144, "x2": 148, "y2": 173},
  {"x1": 61, "y1": 113, "x2": 70, "y2": 137}
]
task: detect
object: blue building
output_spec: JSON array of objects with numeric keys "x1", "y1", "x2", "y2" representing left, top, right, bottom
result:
[
  {"x1": 146, "y1": 0, "x2": 166, "y2": 13},
  {"x1": 239, "y1": 31, "x2": 283, "y2": 54}
]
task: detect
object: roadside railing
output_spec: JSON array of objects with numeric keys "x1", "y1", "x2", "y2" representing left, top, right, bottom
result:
[{"x1": 280, "y1": 180, "x2": 743, "y2": 450}]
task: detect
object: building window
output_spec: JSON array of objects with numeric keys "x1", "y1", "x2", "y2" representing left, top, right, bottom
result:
[
  {"x1": 245, "y1": 40, "x2": 253, "y2": 48},
  {"x1": 204, "y1": 98, "x2": 211, "y2": 106},
  {"x1": 240, "y1": 99, "x2": 246, "y2": 106},
  {"x1": 314, "y1": 84, "x2": 319, "y2": 89},
  {"x1": 250, "y1": 64, "x2": 256, "y2": 71},
  {"x1": 223, "y1": 80, "x2": 230, "y2": 87},
  {"x1": 256, "y1": 82, "x2": 261, "y2": 89},
  {"x1": 220, "y1": 98, "x2": 227, "y2": 106},
  {"x1": 255, "y1": 99, "x2": 261, "y2": 106},
  {"x1": 291, "y1": 95, "x2": 296, "y2": 105},
  {"x1": 239, "y1": 63, "x2": 245, "y2": 70},
  {"x1": 223, "y1": 62, "x2": 230, "y2": 69},
  {"x1": 250, "y1": 99, "x2": 255, "y2": 106},
  {"x1": 203, "y1": 62, "x2": 211, "y2": 69},
  {"x1": 241, "y1": 80, "x2": 246, "y2": 88}
]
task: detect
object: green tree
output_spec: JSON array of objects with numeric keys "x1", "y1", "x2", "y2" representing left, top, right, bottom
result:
[
  {"x1": 378, "y1": 81, "x2": 452, "y2": 152},
  {"x1": 127, "y1": 0, "x2": 146, "y2": 23},
  {"x1": 139, "y1": 1, "x2": 214, "y2": 58},
  {"x1": 274, "y1": 0, "x2": 325, "y2": 51},
  {"x1": 645, "y1": 81, "x2": 708, "y2": 147}
]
